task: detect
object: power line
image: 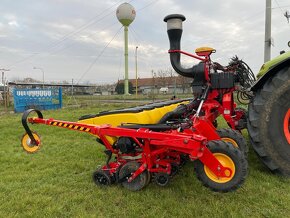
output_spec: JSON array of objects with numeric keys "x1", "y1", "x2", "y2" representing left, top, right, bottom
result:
[
  {"x1": 45, "y1": 21, "x2": 120, "y2": 57},
  {"x1": 272, "y1": 5, "x2": 290, "y2": 9},
  {"x1": 274, "y1": 0, "x2": 285, "y2": 14},
  {"x1": 6, "y1": 53, "x2": 39, "y2": 68},
  {"x1": 76, "y1": 26, "x2": 123, "y2": 84},
  {"x1": 7, "y1": 0, "x2": 161, "y2": 83},
  {"x1": 54, "y1": 0, "x2": 160, "y2": 83},
  {"x1": 239, "y1": 9, "x2": 265, "y2": 24},
  {"x1": 127, "y1": 0, "x2": 163, "y2": 46},
  {"x1": 6, "y1": 0, "x2": 157, "y2": 70},
  {"x1": 6, "y1": 0, "x2": 130, "y2": 68},
  {"x1": 273, "y1": 0, "x2": 290, "y2": 26},
  {"x1": 128, "y1": 27, "x2": 140, "y2": 47},
  {"x1": 136, "y1": 0, "x2": 160, "y2": 12},
  {"x1": 39, "y1": 0, "x2": 134, "y2": 52},
  {"x1": 44, "y1": 9, "x2": 118, "y2": 52}
]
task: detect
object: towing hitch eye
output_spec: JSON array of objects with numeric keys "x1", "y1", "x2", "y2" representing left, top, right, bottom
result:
[{"x1": 21, "y1": 109, "x2": 43, "y2": 145}]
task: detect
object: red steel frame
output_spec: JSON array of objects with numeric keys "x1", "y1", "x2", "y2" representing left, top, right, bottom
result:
[
  {"x1": 25, "y1": 115, "x2": 233, "y2": 180},
  {"x1": 199, "y1": 91, "x2": 239, "y2": 130},
  {"x1": 21, "y1": 49, "x2": 246, "y2": 188},
  {"x1": 169, "y1": 49, "x2": 244, "y2": 130},
  {"x1": 22, "y1": 46, "x2": 243, "y2": 184}
]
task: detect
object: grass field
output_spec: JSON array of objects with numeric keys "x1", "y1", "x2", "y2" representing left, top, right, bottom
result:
[{"x1": 0, "y1": 104, "x2": 289, "y2": 217}]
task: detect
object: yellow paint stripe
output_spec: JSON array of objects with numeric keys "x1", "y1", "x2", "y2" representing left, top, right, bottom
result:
[
  {"x1": 68, "y1": 125, "x2": 73, "y2": 128},
  {"x1": 74, "y1": 126, "x2": 79, "y2": 129},
  {"x1": 85, "y1": 128, "x2": 90, "y2": 132},
  {"x1": 79, "y1": 127, "x2": 84, "y2": 131},
  {"x1": 58, "y1": 122, "x2": 63, "y2": 126},
  {"x1": 63, "y1": 124, "x2": 68, "y2": 127}
]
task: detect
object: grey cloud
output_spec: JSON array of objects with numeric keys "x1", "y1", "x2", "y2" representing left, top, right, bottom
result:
[{"x1": 0, "y1": 0, "x2": 289, "y2": 84}]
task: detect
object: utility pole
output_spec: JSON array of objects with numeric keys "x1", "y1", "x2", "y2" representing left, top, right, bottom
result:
[
  {"x1": 152, "y1": 70, "x2": 156, "y2": 102},
  {"x1": 67, "y1": 78, "x2": 78, "y2": 106},
  {"x1": 0, "y1": 69, "x2": 10, "y2": 111},
  {"x1": 135, "y1": 46, "x2": 138, "y2": 98},
  {"x1": 33, "y1": 67, "x2": 45, "y2": 89},
  {"x1": 0, "y1": 69, "x2": 10, "y2": 85},
  {"x1": 71, "y1": 78, "x2": 74, "y2": 97},
  {"x1": 264, "y1": 0, "x2": 272, "y2": 62}
]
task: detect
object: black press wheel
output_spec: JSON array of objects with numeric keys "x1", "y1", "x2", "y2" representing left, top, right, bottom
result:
[
  {"x1": 92, "y1": 169, "x2": 112, "y2": 186},
  {"x1": 154, "y1": 173, "x2": 170, "y2": 186},
  {"x1": 194, "y1": 140, "x2": 247, "y2": 192},
  {"x1": 248, "y1": 67, "x2": 290, "y2": 176},
  {"x1": 118, "y1": 161, "x2": 149, "y2": 191},
  {"x1": 217, "y1": 128, "x2": 248, "y2": 156}
]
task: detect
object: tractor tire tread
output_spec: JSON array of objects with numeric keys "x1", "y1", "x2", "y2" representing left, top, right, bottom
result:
[{"x1": 247, "y1": 67, "x2": 290, "y2": 176}]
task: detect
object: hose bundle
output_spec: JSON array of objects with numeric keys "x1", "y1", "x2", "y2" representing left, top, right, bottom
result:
[{"x1": 228, "y1": 56, "x2": 256, "y2": 104}]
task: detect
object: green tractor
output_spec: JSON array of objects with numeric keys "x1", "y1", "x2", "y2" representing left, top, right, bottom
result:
[{"x1": 248, "y1": 50, "x2": 290, "y2": 176}]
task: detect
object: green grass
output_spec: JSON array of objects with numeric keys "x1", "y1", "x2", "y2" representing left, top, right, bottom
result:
[{"x1": 0, "y1": 105, "x2": 289, "y2": 217}]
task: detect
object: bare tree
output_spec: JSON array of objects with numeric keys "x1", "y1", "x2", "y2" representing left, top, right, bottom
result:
[
  {"x1": 177, "y1": 75, "x2": 189, "y2": 94},
  {"x1": 155, "y1": 68, "x2": 178, "y2": 87},
  {"x1": 156, "y1": 69, "x2": 168, "y2": 87}
]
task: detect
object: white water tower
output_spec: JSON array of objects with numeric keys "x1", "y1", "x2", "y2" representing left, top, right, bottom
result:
[{"x1": 116, "y1": 3, "x2": 136, "y2": 95}]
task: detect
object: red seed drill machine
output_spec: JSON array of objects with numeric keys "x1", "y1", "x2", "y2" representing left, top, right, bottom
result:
[{"x1": 20, "y1": 14, "x2": 251, "y2": 192}]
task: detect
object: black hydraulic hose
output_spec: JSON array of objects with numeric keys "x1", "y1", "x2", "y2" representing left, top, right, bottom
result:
[
  {"x1": 158, "y1": 98, "x2": 200, "y2": 124},
  {"x1": 164, "y1": 14, "x2": 205, "y2": 78},
  {"x1": 158, "y1": 104, "x2": 187, "y2": 124},
  {"x1": 169, "y1": 53, "x2": 205, "y2": 78}
]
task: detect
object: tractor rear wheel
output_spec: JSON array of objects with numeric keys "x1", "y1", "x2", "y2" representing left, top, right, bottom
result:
[
  {"x1": 194, "y1": 140, "x2": 247, "y2": 192},
  {"x1": 248, "y1": 67, "x2": 290, "y2": 176},
  {"x1": 217, "y1": 128, "x2": 248, "y2": 156}
]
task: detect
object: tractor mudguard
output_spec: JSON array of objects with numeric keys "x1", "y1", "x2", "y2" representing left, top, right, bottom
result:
[{"x1": 252, "y1": 51, "x2": 290, "y2": 92}]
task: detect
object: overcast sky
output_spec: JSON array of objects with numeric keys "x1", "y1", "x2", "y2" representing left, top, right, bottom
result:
[{"x1": 0, "y1": 0, "x2": 289, "y2": 84}]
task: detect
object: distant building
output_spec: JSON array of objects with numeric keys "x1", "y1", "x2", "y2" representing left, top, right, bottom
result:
[
  {"x1": 8, "y1": 80, "x2": 97, "y2": 95},
  {"x1": 118, "y1": 76, "x2": 193, "y2": 95},
  {"x1": 8, "y1": 75, "x2": 193, "y2": 97}
]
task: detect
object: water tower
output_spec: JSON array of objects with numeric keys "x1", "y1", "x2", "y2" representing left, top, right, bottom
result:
[{"x1": 116, "y1": 2, "x2": 136, "y2": 95}]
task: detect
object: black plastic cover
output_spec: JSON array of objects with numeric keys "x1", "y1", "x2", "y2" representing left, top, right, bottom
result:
[{"x1": 210, "y1": 72, "x2": 235, "y2": 89}]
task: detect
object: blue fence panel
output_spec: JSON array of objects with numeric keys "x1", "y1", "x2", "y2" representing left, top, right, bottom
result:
[{"x1": 13, "y1": 88, "x2": 62, "y2": 113}]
